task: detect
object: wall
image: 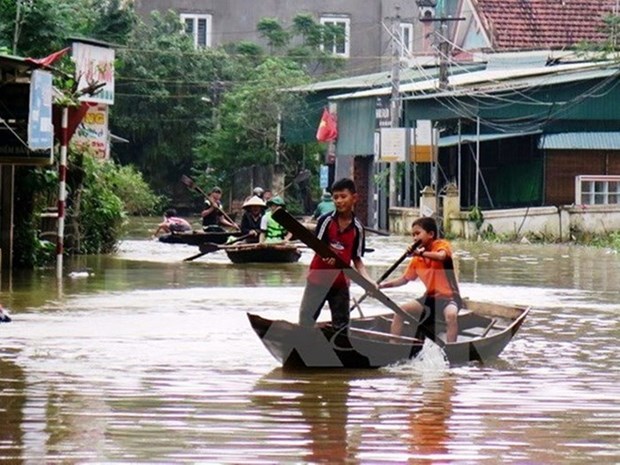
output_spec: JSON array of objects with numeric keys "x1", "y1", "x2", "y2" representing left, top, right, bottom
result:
[
  {"x1": 388, "y1": 204, "x2": 620, "y2": 239},
  {"x1": 135, "y1": 0, "x2": 422, "y2": 75}
]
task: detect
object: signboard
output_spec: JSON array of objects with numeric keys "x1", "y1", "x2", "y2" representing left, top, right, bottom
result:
[
  {"x1": 410, "y1": 120, "x2": 434, "y2": 162},
  {"x1": 73, "y1": 104, "x2": 109, "y2": 159},
  {"x1": 379, "y1": 127, "x2": 409, "y2": 162},
  {"x1": 28, "y1": 70, "x2": 53, "y2": 151},
  {"x1": 72, "y1": 41, "x2": 115, "y2": 104},
  {"x1": 375, "y1": 96, "x2": 391, "y2": 128},
  {"x1": 319, "y1": 165, "x2": 329, "y2": 189},
  {"x1": 0, "y1": 81, "x2": 53, "y2": 165}
]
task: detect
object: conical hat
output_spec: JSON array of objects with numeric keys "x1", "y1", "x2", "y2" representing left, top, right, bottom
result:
[{"x1": 242, "y1": 195, "x2": 267, "y2": 208}]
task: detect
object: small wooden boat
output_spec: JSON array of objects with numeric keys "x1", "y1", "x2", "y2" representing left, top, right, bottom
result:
[
  {"x1": 159, "y1": 230, "x2": 242, "y2": 246},
  {"x1": 223, "y1": 242, "x2": 302, "y2": 264},
  {"x1": 248, "y1": 300, "x2": 529, "y2": 369}
]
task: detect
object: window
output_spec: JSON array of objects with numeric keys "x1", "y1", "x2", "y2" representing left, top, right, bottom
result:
[
  {"x1": 181, "y1": 14, "x2": 212, "y2": 48},
  {"x1": 320, "y1": 16, "x2": 350, "y2": 57},
  {"x1": 575, "y1": 175, "x2": 620, "y2": 205},
  {"x1": 400, "y1": 23, "x2": 414, "y2": 57}
]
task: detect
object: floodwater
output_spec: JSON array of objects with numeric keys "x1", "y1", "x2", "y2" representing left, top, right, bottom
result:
[{"x1": 1, "y1": 218, "x2": 619, "y2": 464}]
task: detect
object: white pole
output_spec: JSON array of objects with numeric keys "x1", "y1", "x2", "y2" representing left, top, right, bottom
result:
[
  {"x1": 56, "y1": 107, "x2": 68, "y2": 279},
  {"x1": 475, "y1": 116, "x2": 480, "y2": 208}
]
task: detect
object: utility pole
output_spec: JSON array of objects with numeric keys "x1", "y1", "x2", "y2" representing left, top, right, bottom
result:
[
  {"x1": 389, "y1": 7, "x2": 401, "y2": 208},
  {"x1": 416, "y1": 0, "x2": 464, "y2": 90}
]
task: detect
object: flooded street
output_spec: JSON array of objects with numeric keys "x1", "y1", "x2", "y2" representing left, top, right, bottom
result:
[{"x1": 1, "y1": 220, "x2": 619, "y2": 464}]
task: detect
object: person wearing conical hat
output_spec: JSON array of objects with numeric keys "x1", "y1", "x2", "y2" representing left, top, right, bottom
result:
[
  {"x1": 240, "y1": 195, "x2": 267, "y2": 243},
  {"x1": 260, "y1": 196, "x2": 293, "y2": 243}
]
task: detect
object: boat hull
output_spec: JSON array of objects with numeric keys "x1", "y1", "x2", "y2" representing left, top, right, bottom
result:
[
  {"x1": 248, "y1": 301, "x2": 529, "y2": 369},
  {"x1": 159, "y1": 231, "x2": 240, "y2": 246},
  {"x1": 225, "y1": 243, "x2": 302, "y2": 264}
]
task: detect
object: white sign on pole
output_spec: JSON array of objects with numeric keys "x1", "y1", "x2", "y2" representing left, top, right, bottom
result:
[
  {"x1": 379, "y1": 127, "x2": 407, "y2": 162},
  {"x1": 72, "y1": 41, "x2": 115, "y2": 104},
  {"x1": 319, "y1": 165, "x2": 329, "y2": 189}
]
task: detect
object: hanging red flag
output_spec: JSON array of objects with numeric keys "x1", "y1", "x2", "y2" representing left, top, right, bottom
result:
[
  {"x1": 316, "y1": 108, "x2": 338, "y2": 142},
  {"x1": 25, "y1": 47, "x2": 70, "y2": 67}
]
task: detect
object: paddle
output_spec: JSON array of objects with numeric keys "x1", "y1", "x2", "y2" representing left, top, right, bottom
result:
[
  {"x1": 349, "y1": 240, "x2": 421, "y2": 314},
  {"x1": 183, "y1": 233, "x2": 253, "y2": 261},
  {"x1": 180, "y1": 175, "x2": 241, "y2": 231},
  {"x1": 272, "y1": 207, "x2": 444, "y2": 347},
  {"x1": 271, "y1": 169, "x2": 311, "y2": 198}
]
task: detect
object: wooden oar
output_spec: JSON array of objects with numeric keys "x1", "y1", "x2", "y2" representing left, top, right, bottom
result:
[
  {"x1": 180, "y1": 175, "x2": 241, "y2": 231},
  {"x1": 183, "y1": 233, "x2": 253, "y2": 261},
  {"x1": 349, "y1": 240, "x2": 421, "y2": 315},
  {"x1": 272, "y1": 207, "x2": 444, "y2": 348}
]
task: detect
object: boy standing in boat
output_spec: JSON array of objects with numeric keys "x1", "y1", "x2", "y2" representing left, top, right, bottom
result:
[
  {"x1": 299, "y1": 178, "x2": 372, "y2": 331},
  {"x1": 378, "y1": 216, "x2": 462, "y2": 342}
]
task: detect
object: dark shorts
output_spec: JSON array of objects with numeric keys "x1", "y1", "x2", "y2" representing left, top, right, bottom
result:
[
  {"x1": 170, "y1": 224, "x2": 191, "y2": 233},
  {"x1": 416, "y1": 295, "x2": 458, "y2": 323},
  {"x1": 299, "y1": 282, "x2": 350, "y2": 330}
]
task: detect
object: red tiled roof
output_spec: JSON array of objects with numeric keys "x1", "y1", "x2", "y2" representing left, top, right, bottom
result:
[{"x1": 474, "y1": 0, "x2": 617, "y2": 50}]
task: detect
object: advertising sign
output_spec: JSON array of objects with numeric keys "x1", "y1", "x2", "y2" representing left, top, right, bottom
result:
[
  {"x1": 410, "y1": 120, "x2": 434, "y2": 163},
  {"x1": 73, "y1": 104, "x2": 109, "y2": 159},
  {"x1": 72, "y1": 41, "x2": 115, "y2": 104},
  {"x1": 379, "y1": 127, "x2": 409, "y2": 162},
  {"x1": 28, "y1": 69, "x2": 53, "y2": 151}
]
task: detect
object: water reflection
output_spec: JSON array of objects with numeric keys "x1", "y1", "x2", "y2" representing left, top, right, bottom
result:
[
  {"x1": 0, "y1": 355, "x2": 25, "y2": 465},
  {"x1": 250, "y1": 369, "x2": 461, "y2": 464},
  {"x1": 0, "y1": 224, "x2": 618, "y2": 463},
  {"x1": 252, "y1": 370, "x2": 352, "y2": 463}
]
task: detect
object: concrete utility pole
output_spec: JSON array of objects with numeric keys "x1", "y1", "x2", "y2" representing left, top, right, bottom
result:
[
  {"x1": 416, "y1": 0, "x2": 464, "y2": 90},
  {"x1": 389, "y1": 8, "x2": 401, "y2": 208}
]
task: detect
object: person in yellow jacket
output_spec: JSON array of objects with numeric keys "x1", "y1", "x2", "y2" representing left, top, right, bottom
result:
[{"x1": 260, "y1": 196, "x2": 293, "y2": 243}]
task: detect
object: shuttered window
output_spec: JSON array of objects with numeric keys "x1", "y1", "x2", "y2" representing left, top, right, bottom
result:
[{"x1": 180, "y1": 14, "x2": 212, "y2": 48}]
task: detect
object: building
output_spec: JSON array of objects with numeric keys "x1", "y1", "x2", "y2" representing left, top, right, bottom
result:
[{"x1": 133, "y1": 0, "x2": 426, "y2": 75}]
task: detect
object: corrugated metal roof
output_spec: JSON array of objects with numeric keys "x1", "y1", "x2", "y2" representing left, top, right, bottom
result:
[
  {"x1": 439, "y1": 130, "x2": 542, "y2": 147},
  {"x1": 291, "y1": 64, "x2": 485, "y2": 92},
  {"x1": 539, "y1": 132, "x2": 620, "y2": 150},
  {"x1": 330, "y1": 61, "x2": 618, "y2": 100}
]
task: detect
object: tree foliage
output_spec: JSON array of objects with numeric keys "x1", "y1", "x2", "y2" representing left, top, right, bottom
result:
[
  {"x1": 194, "y1": 56, "x2": 310, "y2": 187},
  {"x1": 110, "y1": 11, "x2": 236, "y2": 197},
  {"x1": 257, "y1": 13, "x2": 345, "y2": 74}
]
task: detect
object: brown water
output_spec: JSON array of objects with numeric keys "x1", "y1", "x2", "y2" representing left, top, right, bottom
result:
[{"x1": 1, "y1": 221, "x2": 619, "y2": 464}]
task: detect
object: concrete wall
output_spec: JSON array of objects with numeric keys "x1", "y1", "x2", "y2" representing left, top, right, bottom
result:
[
  {"x1": 388, "y1": 200, "x2": 620, "y2": 240},
  {"x1": 135, "y1": 0, "x2": 422, "y2": 74}
]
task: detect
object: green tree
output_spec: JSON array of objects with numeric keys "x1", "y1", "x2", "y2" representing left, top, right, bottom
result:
[
  {"x1": 257, "y1": 13, "x2": 345, "y2": 74},
  {"x1": 194, "y1": 57, "x2": 310, "y2": 186},
  {"x1": 257, "y1": 18, "x2": 289, "y2": 51},
  {"x1": 111, "y1": 11, "x2": 235, "y2": 197},
  {"x1": 0, "y1": 0, "x2": 93, "y2": 56}
]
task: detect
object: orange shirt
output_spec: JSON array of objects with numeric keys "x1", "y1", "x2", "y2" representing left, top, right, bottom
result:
[{"x1": 403, "y1": 239, "x2": 457, "y2": 298}]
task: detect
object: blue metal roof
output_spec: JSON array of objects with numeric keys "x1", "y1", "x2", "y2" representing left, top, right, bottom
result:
[
  {"x1": 439, "y1": 130, "x2": 541, "y2": 147},
  {"x1": 539, "y1": 132, "x2": 620, "y2": 150}
]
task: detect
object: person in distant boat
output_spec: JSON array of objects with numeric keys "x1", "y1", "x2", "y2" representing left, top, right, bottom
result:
[
  {"x1": 240, "y1": 195, "x2": 267, "y2": 243},
  {"x1": 201, "y1": 186, "x2": 237, "y2": 232},
  {"x1": 312, "y1": 191, "x2": 336, "y2": 219},
  {"x1": 378, "y1": 216, "x2": 462, "y2": 342},
  {"x1": 244, "y1": 186, "x2": 266, "y2": 203},
  {"x1": 298, "y1": 178, "x2": 372, "y2": 331},
  {"x1": 0, "y1": 305, "x2": 11, "y2": 323},
  {"x1": 260, "y1": 196, "x2": 293, "y2": 243},
  {"x1": 152, "y1": 208, "x2": 192, "y2": 237}
]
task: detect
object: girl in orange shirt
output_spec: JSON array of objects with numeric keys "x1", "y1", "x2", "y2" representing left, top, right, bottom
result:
[{"x1": 378, "y1": 217, "x2": 462, "y2": 342}]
